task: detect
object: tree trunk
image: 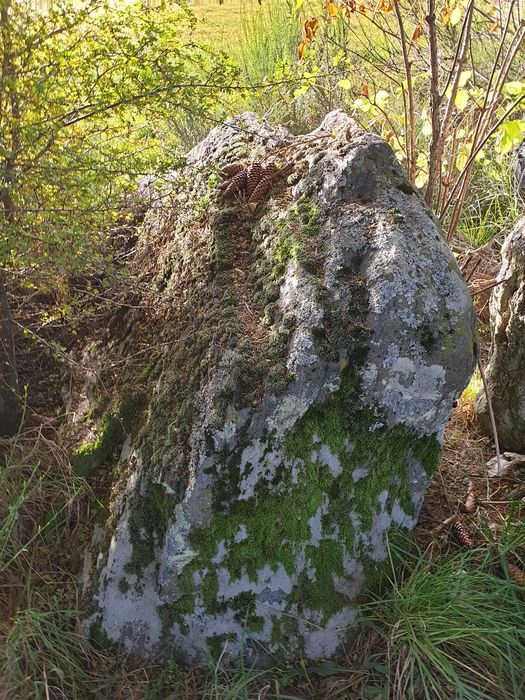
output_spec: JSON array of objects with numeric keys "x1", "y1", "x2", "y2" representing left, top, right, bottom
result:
[
  {"x1": 475, "y1": 217, "x2": 525, "y2": 452},
  {"x1": 0, "y1": 269, "x2": 20, "y2": 436},
  {"x1": 0, "y1": 0, "x2": 22, "y2": 436}
]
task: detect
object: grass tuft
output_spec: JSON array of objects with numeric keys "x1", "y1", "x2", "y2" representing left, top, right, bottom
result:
[{"x1": 359, "y1": 543, "x2": 525, "y2": 700}]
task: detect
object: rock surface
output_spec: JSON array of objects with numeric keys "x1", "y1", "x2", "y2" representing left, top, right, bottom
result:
[
  {"x1": 475, "y1": 217, "x2": 525, "y2": 451},
  {"x1": 76, "y1": 111, "x2": 477, "y2": 666}
]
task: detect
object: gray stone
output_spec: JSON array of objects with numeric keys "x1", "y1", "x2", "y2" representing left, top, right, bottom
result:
[
  {"x1": 78, "y1": 111, "x2": 476, "y2": 666},
  {"x1": 475, "y1": 217, "x2": 525, "y2": 451}
]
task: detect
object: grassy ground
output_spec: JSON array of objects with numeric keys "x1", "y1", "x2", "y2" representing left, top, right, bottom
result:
[{"x1": 188, "y1": 0, "x2": 250, "y2": 45}]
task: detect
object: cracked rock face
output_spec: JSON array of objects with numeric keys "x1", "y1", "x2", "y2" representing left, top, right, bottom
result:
[
  {"x1": 475, "y1": 216, "x2": 525, "y2": 451},
  {"x1": 83, "y1": 111, "x2": 477, "y2": 666}
]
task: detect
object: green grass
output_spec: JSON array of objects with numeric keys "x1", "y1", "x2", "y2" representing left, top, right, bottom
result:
[
  {"x1": 1, "y1": 415, "x2": 525, "y2": 699},
  {"x1": 458, "y1": 162, "x2": 522, "y2": 247},
  {"x1": 237, "y1": 0, "x2": 300, "y2": 83},
  {"x1": 358, "y1": 539, "x2": 525, "y2": 700},
  {"x1": 188, "y1": 0, "x2": 259, "y2": 46}
]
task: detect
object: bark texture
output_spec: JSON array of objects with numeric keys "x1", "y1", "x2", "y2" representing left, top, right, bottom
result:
[{"x1": 476, "y1": 217, "x2": 525, "y2": 451}]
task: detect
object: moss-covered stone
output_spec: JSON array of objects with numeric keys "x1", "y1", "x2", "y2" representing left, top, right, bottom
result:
[
  {"x1": 125, "y1": 480, "x2": 177, "y2": 577},
  {"x1": 161, "y1": 370, "x2": 440, "y2": 633},
  {"x1": 85, "y1": 112, "x2": 476, "y2": 665},
  {"x1": 70, "y1": 394, "x2": 147, "y2": 477}
]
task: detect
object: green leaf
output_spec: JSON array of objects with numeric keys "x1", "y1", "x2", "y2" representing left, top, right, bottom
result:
[
  {"x1": 310, "y1": 660, "x2": 348, "y2": 677},
  {"x1": 338, "y1": 79, "x2": 352, "y2": 90},
  {"x1": 293, "y1": 85, "x2": 310, "y2": 98},
  {"x1": 497, "y1": 120, "x2": 525, "y2": 154},
  {"x1": 503, "y1": 81, "x2": 525, "y2": 97}
]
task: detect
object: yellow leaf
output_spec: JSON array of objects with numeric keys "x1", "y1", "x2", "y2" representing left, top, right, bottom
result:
[
  {"x1": 458, "y1": 70, "x2": 472, "y2": 88},
  {"x1": 422, "y1": 120, "x2": 432, "y2": 137},
  {"x1": 490, "y1": 19, "x2": 500, "y2": 33},
  {"x1": 326, "y1": 2, "x2": 339, "y2": 18},
  {"x1": 353, "y1": 97, "x2": 372, "y2": 113},
  {"x1": 338, "y1": 78, "x2": 352, "y2": 89},
  {"x1": 294, "y1": 0, "x2": 304, "y2": 11},
  {"x1": 415, "y1": 171, "x2": 428, "y2": 188},
  {"x1": 375, "y1": 89, "x2": 390, "y2": 109},
  {"x1": 450, "y1": 4, "x2": 462, "y2": 26},
  {"x1": 475, "y1": 148, "x2": 486, "y2": 162},
  {"x1": 455, "y1": 88, "x2": 469, "y2": 111}
]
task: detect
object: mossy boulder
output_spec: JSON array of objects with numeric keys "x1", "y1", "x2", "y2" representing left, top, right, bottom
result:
[{"x1": 84, "y1": 111, "x2": 476, "y2": 666}]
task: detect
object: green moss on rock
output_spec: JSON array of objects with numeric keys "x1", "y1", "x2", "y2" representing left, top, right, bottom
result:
[
  {"x1": 165, "y1": 370, "x2": 440, "y2": 632},
  {"x1": 70, "y1": 394, "x2": 147, "y2": 477},
  {"x1": 125, "y1": 480, "x2": 176, "y2": 577}
]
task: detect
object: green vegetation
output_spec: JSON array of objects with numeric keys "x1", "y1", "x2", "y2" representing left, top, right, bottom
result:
[
  {"x1": 155, "y1": 371, "x2": 439, "y2": 643},
  {"x1": 125, "y1": 480, "x2": 177, "y2": 577},
  {"x1": 360, "y1": 542, "x2": 525, "y2": 699}
]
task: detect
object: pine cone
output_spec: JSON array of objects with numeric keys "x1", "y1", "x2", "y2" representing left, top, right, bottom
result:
[
  {"x1": 263, "y1": 162, "x2": 278, "y2": 176},
  {"x1": 246, "y1": 163, "x2": 263, "y2": 198},
  {"x1": 507, "y1": 562, "x2": 525, "y2": 586},
  {"x1": 221, "y1": 171, "x2": 248, "y2": 200},
  {"x1": 452, "y1": 519, "x2": 472, "y2": 547},
  {"x1": 275, "y1": 162, "x2": 293, "y2": 179},
  {"x1": 248, "y1": 176, "x2": 272, "y2": 203},
  {"x1": 221, "y1": 162, "x2": 245, "y2": 178}
]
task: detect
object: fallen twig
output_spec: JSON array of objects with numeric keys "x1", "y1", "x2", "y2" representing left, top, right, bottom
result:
[{"x1": 478, "y1": 358, "x2": 502, "y2": 475}]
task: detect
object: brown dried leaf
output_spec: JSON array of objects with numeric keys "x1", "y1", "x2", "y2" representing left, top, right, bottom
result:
[
  {"x1": 411, "y1": 24, "x2": 423, "y2": 41},
  {"x1": 463, "y1": 480, "x2": 476, "y2": 513}
]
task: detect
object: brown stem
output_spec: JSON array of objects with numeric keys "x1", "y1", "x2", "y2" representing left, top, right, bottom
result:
[
  {"x1": 428, "y1": 1, "x2": 474, "y2": 212},
  {"x1": 444, "y1": 93, "x2": 525, "y2": 239},
  {"x1": 425, "y1": 0, "x2": 441, "y2": 206},
  {"x1": 478, "y1": 359, "x2": 502, "y2": 476},
  {"x1": 393, "y1": 0, "x2": 416, "y2": 182}
]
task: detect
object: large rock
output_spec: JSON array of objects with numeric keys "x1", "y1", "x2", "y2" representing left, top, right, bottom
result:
[
  {"x1": 79, "y1": 111, "x2": 476, "y2": 665},
  {"x1": 475, "y1": 217, "x2": 525, "y2": 451}
]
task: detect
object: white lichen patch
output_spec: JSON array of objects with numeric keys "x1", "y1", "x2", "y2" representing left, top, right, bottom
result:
[
  {"x1": 318, "y1": 443, "x2": 342, "y2": 478},
  {"x1": 300, "y1": 608, "x2": 358, "y2": 659}
]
